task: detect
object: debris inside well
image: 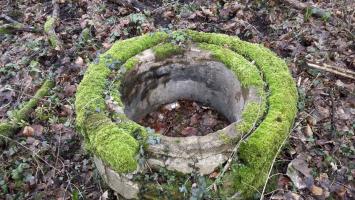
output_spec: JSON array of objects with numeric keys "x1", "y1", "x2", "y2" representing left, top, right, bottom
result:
[{"x1": 138, "y1": 99, "x2": 230, "y2": 137}]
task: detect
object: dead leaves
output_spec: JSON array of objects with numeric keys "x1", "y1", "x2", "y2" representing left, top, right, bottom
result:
[
  {"x1": 139, "y1": 100, "x2": 229, "y2": 137},
  {"x1": 286, "y1": 155, "x2": 313, "y2": 190}
]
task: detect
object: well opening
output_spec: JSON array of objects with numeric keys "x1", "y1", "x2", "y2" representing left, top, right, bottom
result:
[{"x1": 121, "y1": 50, "x2": 256, "y2": 136}]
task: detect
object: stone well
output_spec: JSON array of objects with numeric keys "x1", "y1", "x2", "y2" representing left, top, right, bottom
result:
[{"x1": 75, "y1": 31, "x2": 298, "y2": 199}]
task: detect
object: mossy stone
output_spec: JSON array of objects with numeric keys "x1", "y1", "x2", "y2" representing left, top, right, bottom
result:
[{"x1": 75, "y1": 30, "x2": 298, "y2": 198}]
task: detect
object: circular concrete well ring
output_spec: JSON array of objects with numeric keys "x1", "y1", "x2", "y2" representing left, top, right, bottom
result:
[{"x1": 75, "y1": 30, "x2": 298, "y2": 199}]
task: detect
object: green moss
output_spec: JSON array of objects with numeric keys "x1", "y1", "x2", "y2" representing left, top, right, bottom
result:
[
  {"x1": 76, "y1": 30, "x2": 298, "y2": 197},
  {"x1": 186, "y1": 30, "x2": 298, "y2": 198},
  {"x1": 44, "y1": 17, "x2": 59, "y2": 48},
  {"x1": 44, "y1": 17, "x2": 55, "y2": 33},
  {"x1": 85, "y1": 114, "x2": 139, "y2": 172},
  {"x1": 75, "y1": 32, "x2": 168, "y2": 130},
  {"x1": 75, "y1": 32, "x2": 168, "y2": 173},
  {"x1": 152, "y1": 43, "x2": 183, "y2": 61},
  {"x1": 236, "y1": 102, "x2": 264, "y2": 134},
  {"x1": 124, "y1": 57, "x2": 139, "y2": 71},
  {"x1": 12, "y1": 80, "x2": 54, "y2": 122},
  {"x1": 0, "y1": 123, "x2": 15, "y2": 144},
  {"x1": 198, "y1": 43, "x2": 263, "y2": 88},
  {"x1": 219, "y1": 132, "x2": 233, "y2": 144}
]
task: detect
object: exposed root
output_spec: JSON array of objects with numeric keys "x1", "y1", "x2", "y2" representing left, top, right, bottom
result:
[
  {"x1": 0, "y1": 80, "x2": 54, "y2": 146},
  {"x1": 44, "y1": 0, "x2": 63, "y2": 50}
]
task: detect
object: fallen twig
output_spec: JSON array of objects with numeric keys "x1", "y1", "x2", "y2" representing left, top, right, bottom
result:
[{"x1": 307, "y1": 62, "x2": 355, "y2": 80}]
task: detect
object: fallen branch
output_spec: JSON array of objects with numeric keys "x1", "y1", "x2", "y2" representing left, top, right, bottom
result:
[
  {"x1": 282, "y1": 0, "x2": 331, "y2": 20},
  {"x1": 0, "y1": 80, "x2": 54, "y2": 146},
  {"x1": 44, "y1": 0, "x2": 63, "y2": 50},
  {"x1": 0, "y1": 14, "x2": 39, "y2": 34},
  {"x1": 307, "y1": 62, "x2": 355, "y2": 80}
]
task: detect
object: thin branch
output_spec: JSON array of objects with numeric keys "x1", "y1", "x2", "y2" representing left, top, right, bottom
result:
[
  {"x1": 307, "y1": 62, "x2": 355, "y2": 80},
  {"x1": 207, "y1": 97, "x2": 264, "y2": 191},
  {"x1": 0, "y1": 14, "x2": 39, "y2": 33}
]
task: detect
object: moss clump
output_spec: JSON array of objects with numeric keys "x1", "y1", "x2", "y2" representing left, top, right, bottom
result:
[
  {"x1": 44, "y1": 17, "x2": 55, "y2": 33},
  {"x1": 124, "y1": 57, "x2": 140, "y2": 71},
  {"x1": 75, "y1": 32, "x2": 168, "y2": 172},
  {"x1": 11, "y1": 80, "x2": 54, "y2": 122},
  {"x1": 236, "y1": 102, "x2": 264, "y2": 134},
  {"x1": 198, "y1": 43, "x2": 263, "y2": 89},
  {"x1": 44, "y1": 17, "x2": 59, "y2": 48},
  {"x1": 0, "y1": 123, "x2": 15, "y2": 142},
  {"x1": 85, "y1": 114, "x2": 141, "y2": 172},
  {"x1": 152, "y1": 43, "x2": 184, "y2": 61},
  {"x1": 186, "y1": 30, "x2": 298, "y2": 198}
]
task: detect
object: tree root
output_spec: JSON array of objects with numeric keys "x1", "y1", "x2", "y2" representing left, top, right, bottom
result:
[
  {"x1": 0, "y1": 80, "x2": 54, "y2": 146},
  {"x1": 44, "y1": 0, "x2": 63, "y2": 50}
]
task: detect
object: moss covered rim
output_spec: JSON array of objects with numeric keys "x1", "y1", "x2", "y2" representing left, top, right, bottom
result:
[{"x1": 75, "y1": 30, "x2": 298, "y2": 197}]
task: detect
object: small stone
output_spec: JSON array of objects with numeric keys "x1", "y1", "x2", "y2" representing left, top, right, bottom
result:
[
  {"x1": 75, "y1": 57, "x2": 84, "y2": 66},
  {"x1": 22, "y1": 126, "x2": 34, "y2": 137},
  {"x1": 310, "y1": 185, "x2": 323, "y2": 196}
]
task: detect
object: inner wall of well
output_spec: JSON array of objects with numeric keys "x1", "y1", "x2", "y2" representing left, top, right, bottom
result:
[{"x1": 121, "y1": 59, "x2": 253, "y2": 123}]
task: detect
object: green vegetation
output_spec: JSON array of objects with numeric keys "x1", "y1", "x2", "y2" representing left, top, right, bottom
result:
[{"x1": 152, "y1": 43, "x2": 184, "y2": 61}]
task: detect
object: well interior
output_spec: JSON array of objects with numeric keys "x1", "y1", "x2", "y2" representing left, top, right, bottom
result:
[{"x1": 121, "y1": 52, "x2": 252, "y2": 125}]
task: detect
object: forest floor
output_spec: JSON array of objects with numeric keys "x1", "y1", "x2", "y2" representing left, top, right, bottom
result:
[{"x1": 0, "y1": 0, "x2": 354, "y2": 199}]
